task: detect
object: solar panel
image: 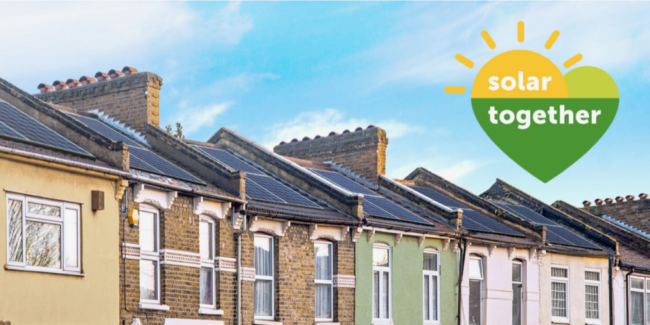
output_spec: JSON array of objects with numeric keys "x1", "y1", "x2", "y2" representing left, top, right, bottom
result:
[
  {"x1": 247, "y1": 174, "x2": 320, "y2": 208},
  {"x1": 0, "y1": 101, "x2": 92, "y2": 157},
  {"x1": 365, "y1": 196, "x2": 428, "y2": 224},
  {"x1": 245, "y1": 177, "x2": 284, "y2": 202},
  {"x1": 462, "y1": 210, "x2": 523, "y2": 236},
  {"x1": 69, "y1": 114, "x2": 144, "y2": 148},
  {"x1": 193, "y1": 146, "x2": 262, "y2": 174},
  {"x1": 409, "y1": 186, "x2": 468, "y2": 209},
  {"x1": 494, "y1": 202, "x2": 600, "y2": 249},
  {"x1": 495, "y1": 203, "x2": 556, "y2": 226},
  {"x1": 130, "y1": 147, "x2": 205, "y2": 184},
  {"x1": 309, "y1": 169, "x2": 376, "y2": 195}
]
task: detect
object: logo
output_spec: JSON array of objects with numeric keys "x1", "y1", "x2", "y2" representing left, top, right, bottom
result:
[{"x1": 446, "y1": 22, "x2": 619, "y2": 183}]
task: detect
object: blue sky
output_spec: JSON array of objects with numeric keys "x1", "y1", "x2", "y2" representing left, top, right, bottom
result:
[{"x1": 3, "y1": 1, "x2": 650, "y2": 205}]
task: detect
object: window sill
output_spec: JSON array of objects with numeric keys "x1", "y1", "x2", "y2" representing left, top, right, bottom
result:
[
  {"x1": 371, "y1": 321, "x2": 392, "y2": 325},
  {"x1": 139, "y1": 303, "x2": 170, "y2": 311},
  {"x1": 551, "y1": 320, "x2": 570, "y2": 324},
  {"x1": 315, "y1": 322, "x2": 340, "y2": 325},
  {"x1": 253, "y1": 320, "x2": 283, "y2": 325},
  {"x1": 586, "y1": 320, "x2": 601, "y2": 325},
  {"x1": 199, "y1": 308, "x2": 224, "y2": 315},
  {"x1": 5, "y1": 264, "x2": 85, "y2": 277}
]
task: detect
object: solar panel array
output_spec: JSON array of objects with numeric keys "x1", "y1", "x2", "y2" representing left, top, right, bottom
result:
[
  {"x1": 0, "y1": 101, "x2": 92, "y2": 157},
  {"x1": 68, "y1": 113, "x2": 205, "y2": 184},
  {"x1": 495, "y1": 203, "x2": 601, "y2": 249},
  {"x1": 309, "y1": 169, "x2": 429, "y2": 224},
  {"x1": 409, "y1": 186, "x2": 523, "y2": 237},
  {"x1": 193, "y1": 146, "x2": 321, "y2": 209}
]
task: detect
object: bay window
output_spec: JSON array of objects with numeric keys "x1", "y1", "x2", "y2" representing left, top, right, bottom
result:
[
  {"x1": 373, "y1": 244, "x2": 391, "y2": 324},
  {"x1": 551, "y1": 266, "x2": 569, "y2": 323},
  {"x1": 254, "y1": 234, "x2": 274, "y2": 319},
  {"x1": 139, "y1": 207, "x2": 160, "y2": 304},
  {"x1": 630, "y1": 277, "x2": 648, "y2": 325},
  {"x1": 585, "y1": 270, "x2": 600, "y2": 324},
  {"x1": 423, "y1": 250, "x2": 440, "y2": 324},
  {"x1": 468, "y1": 255, "x2": 483, "y2": 325},
  {"x1": 6, "y1": 194, "x2": 80, "y2": 274},
  {"x1": 315, "y1": 241, "x2": 333, "y2": 321},
  {"x1": 200, "y1": 217, "x2": 215, "y2": 309},
  {"x1": 512, "y1": 261, "x2": 523, "y2": 325}
]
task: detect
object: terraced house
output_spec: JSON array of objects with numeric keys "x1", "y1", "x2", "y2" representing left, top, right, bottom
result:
[
  {"x1": 554, "y1": 196, "x2": 650, "y2": 325},
  {"x1": 0, "y1": 79, "x2": 127, "y2": 325}
]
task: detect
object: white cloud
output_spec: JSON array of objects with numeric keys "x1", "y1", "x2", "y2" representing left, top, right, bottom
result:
[
  {"x1": 262, "y1": 108, "x2": 422, "y2": 148},
  {"x1": 362, "y1": 2, "x2": 650, "y2": 89},
  {"x1": 172, "y1": 102, "x2": 232, "y2": 136},
  {"x1": 0, "y1": 2, "x2": 254, "y2": 90}
]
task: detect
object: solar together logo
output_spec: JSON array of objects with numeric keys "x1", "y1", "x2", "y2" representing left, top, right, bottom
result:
[{"x1": 446, "y1": 22, "x2": 619, "y2": 183}]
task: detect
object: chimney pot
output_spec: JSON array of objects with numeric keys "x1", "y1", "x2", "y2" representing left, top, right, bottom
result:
[
  {"x1": 122, "y1": 66, "x2": 139, "y2": 76},
  {"x1": 52, "y1": 80, "x2": 67, "y2": 91},
  {"x1": 314, "y1": 135, "x2": 321, "y2": 139},
  {"x1": 66, "y1": 79, "x2": 79, "y2": 89},
  {"x1": 79, "y1": 76, "x2": 96, "y2": 86},
  {"x1": 94, "y1": 71, "x2": 109, "y2": 82},
  {"x1": 279, "y1": 141, "x2": 286, "y2": 145},
  {"x1": 108, "y1": 69, "x2": 124, "y2": 79},
  {"x1": 605, "y1": 198, "x2": 614, "y2": 204},
  {"x1": 291, "y1": 138, "x2": 298, "y2": 143},
  {"x1": 582, "y1": 200, "x2": 591, "y2": 207},
  {"x1": 37, "y1": 83, "x2": 53, "y2": 93},
  {"x1": 615, "y1": 196, "x2": 624, "y2": 203},
  {"x1": 367, "y1": 125, "x2": 376, "y2": 129},
  {"x1": 342, "y1": 129, "x2": 350, "y2": 134},
  {"x1": 302, "y1": 137, "x2": 311, "y2": 141},
  {"x1": 355, "y1": 127, "x2": 363, "y2": 132},
  {"x1": 626, "y1": 195, "x2": 635, "y2": 201},
  {"x1": 595, "y1": 199, "x2": 603, "y2": 206},
  {"x1": 328, "y1": 132, "x2": 339, "y2": 137},
  {"x1": 640, "y1": 193, "x2": 648, "y2": 200}
]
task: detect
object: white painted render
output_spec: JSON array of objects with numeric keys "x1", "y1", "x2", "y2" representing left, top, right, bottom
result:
[
  {"x1": 460, "y1": 244, "x2": 540, "y2": 325},
  {"x1": 538, "y1": 253, "x2": 610, "y2": 325},
  {"x1": 612, "y1": 270, "x2": 626, "y2": 325}
]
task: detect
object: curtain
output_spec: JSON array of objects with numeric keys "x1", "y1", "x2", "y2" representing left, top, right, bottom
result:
[
  {"x1": 255, "y1": 237, "x2": 273, "y2": 276},
  {"x1": 551, "y1": 282, "x2": 567, "y2": 317},
  {"x1": 469, "y1": 280, "x2": 481, "y2": 325},
  {"x1": 200, "y1": 267, "x2": 214, "y2": 305},
  {"x1": 424, "y1": 275, "x2": 430, "y2": 320},
  {"x1": 585, "y1": 284, "x2": 599, "y2": 319},
  {"x1": 512, "y1": 284, "x2": 522, "y2": 325},
  {"x1": 315, "y1": 283, "x2": 332, "y2": 319},
  {"x1": 140, "y1": 260, "x2": 157, "y2": 300},
  {"x1": 631, "y1": 291, "x2": 644, "y2": 325},
  {"x1": 254, "y1": 279, "x2": 273, "y2": 316},
  {"x1": 315, "y1": 243, "x2": 331, "y2": 280},
  {"x1": 199, "y1": 221, "x2": 212, "y2": 260},
  {"x1": 373, "y1": 271, "x2": 380, "y2": 318},
  {"x1": 139, "y1": 211, "x2": 156, "y2": 252}
]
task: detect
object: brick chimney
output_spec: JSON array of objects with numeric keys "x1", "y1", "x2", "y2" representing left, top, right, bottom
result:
[
  {"x1": 34, "y1": 72, "x2": 161, "y2": 133},
  {"x1": 273, "y1": 126, "x2": 388, "y2": 183}
]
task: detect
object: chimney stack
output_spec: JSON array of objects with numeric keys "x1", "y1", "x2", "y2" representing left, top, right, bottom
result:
[
  {"x1": 35, "y1": 70, "x2": 161, "y2": 133},
  {"x1": 273, "y1": 125, "x2": 388, "y2": 183}
]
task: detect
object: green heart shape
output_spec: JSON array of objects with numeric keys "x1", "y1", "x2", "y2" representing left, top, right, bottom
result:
[{"x1": 472, "y1": 66, "x2": 619, "y2": 183}]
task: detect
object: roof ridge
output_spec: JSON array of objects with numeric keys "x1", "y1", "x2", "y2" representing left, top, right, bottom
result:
[
  {"x1": 88, "y1": 109, "x2": 149, "y2": 147},
  {"x1": 602, "y1": 215, "x2": 650, "y2": 240}
]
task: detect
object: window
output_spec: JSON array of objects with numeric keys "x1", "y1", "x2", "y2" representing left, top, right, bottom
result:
[
  {"x1": 551, "y1": 266, "x2": 570, "y2": 323},
  {"x1": 512, "y1": 261, "x2": 523, "y2": 325},
  {"x1": 254, "y1": 235, "x2": 274, "y2": 319},
  {"x1": 630, "y1": 277, "x2": 648, "y2": 325},
  {"x1": 6, "y1": 194, "x2": 80, "y2": 274},
  {"x1": 423, "y1": 250, "x2": 440, "y2": 324},
  {"x1": 315, "y1": 241, "x2": 333, "y2": 321},
  {"x1": 468, "y1": 255, "x2": 483, "y2": 325},
  {"x1": 139, "y1": 207, "x2": 160, "y2": 304},
  {"x1": 585, "y1": 270, "x2": 600, "y2": 324},
  {"x1": 373, "y1": 245, "x2": 391, "y2": 324},
  {"x1": 200, "y1": 217, "x2": 215, "y2": 308}
]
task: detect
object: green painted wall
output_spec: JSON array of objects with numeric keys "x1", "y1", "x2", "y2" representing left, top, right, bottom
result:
[{"x1": 355, "y1": 231, "x2": 458, "y2": 325}]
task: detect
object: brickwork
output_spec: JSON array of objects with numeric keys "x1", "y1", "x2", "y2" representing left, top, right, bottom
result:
[
  {"x1": 35, "y1": 72, "x2": 162, "y2": 133},
  {"x1": 584, "y1": 198, "x2": 650, "y2": 234},
  {"x1": 334, "y1": 236, "x2": 356, "y2": 324},
  {"x1": 273, "y1": 126, "x2": 388, "y2": 183}
]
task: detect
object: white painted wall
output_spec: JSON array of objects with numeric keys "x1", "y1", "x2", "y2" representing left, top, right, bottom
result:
[
  {"x1": 612, "y1": 270, "x2": 626, "y2": 325},
  {"x1": 460, "y1": 244, "x2": 540, "y2": 325},
  {"x1": 538, "y1": 253, "x2": 610, "y2": 325}
]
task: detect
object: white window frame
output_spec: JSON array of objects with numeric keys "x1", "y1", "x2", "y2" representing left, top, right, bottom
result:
[
  {"x1": 468, "y1": 256, "x2": 484, "y2": 325},
  {"x1": 629, "y1": 276, "x2": 647, "y2": 325},
  {"x1": 550, "y1": 265, "x2": 570, "y2": 324},
  {"x1": 254, "y1": 234, "x2": 275, "y2": 320},
  {"x1": 423, "y1": 249, "x2": 440, "y2": 325},
  {"x1": 372, "y1": 243, "x2": 392, "y2": 325},
  {"x1": 199, "y1": 216, "x2": 216, "y2": 309},
  {"x1": 5, "y1": 194, "x2": 81, "y2": 274},
  {"x1": 584, "y1": 269, "x2": 601, "y2": 325},
  {"x1": 512, "y1": 261, "x2": 523, "y2": 325},
  {"x1": 314, "y1": 240, "x2": 334, "y2": 322},
  {"x1": 139, "y1": 205, "x2": 161, "y2": 305}
]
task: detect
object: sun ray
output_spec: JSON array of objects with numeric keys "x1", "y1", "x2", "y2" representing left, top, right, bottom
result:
[
  {"x1": 445, "y1": 86, "x2": 466, "y2": 94},
  {"x1": 517, "y1": 21, "x2": 524, "y2": 43},
  {"x1": 455, "y1": 54, "x2": 474, "y2": 68},
  {"x1": 563, "y1": 54, "x2": 583, "y2": 68},
  {"x1": 481, "y1": 30, "x2": 496, "y2": 49},
  {"x1": 545, "y1": 31, "x2": 560, "y2": 50}
]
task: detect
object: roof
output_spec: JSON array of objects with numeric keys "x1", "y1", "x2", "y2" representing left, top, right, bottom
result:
[
  {"x1": 285, "y1": 157, "x2": 453, "y2": 233},
  {"x1": 481, "y1": 178, "x2": 616, "y2": 255},
  {"x1": 188, "y1": 141, "x2": 356, "y2": 224}
]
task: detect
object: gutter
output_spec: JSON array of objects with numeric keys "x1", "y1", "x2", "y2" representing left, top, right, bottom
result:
[{"x1": 128, "y1": 173, "x2": 245, "y2": 204}]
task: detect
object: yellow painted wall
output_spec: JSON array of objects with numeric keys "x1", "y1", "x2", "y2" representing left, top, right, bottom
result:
[{"x1": 0, "y1": 155, "x2": 120, "y2": 325}]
